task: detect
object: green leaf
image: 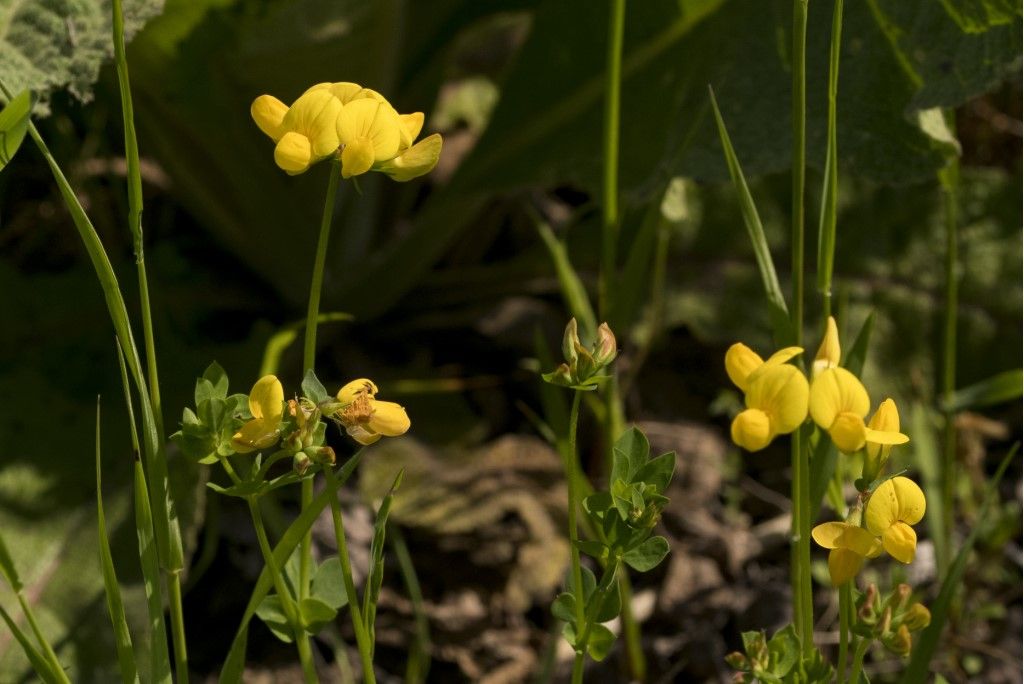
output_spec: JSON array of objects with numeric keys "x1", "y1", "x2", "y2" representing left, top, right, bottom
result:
[
  {"x1": 590, "y1": 581, "x2": 621, "y2": 624},
  {"x1": 311, "y1": 557, "x2": 348, "y2": 610},
  {"x1": 298, "y1": 597, "x2": 337, "y2": 635},
  {"x1": 708, "y1": 86, "x2": 792, "y2": 345},
  {"x1": 942, "y1": 369, "x2": 1023, "y2": 412},
  {"x1": 766, "y1": 624, "x2": 799, "y2": 676},
  {"x1": 0, "y1": 0, "x2": 162, "y2": 113},
  {"x1": 364, "y1": 470, "x2": 403, "y2": 649},
  {"x1": 900, "y1": 444, "x2": 1018, "y2": 683},
  {"x1": 95, "y1": 402, "x2": 138, "y2": 684},
  {"x1": 551, "y1": 592, "x2": 576, "y2": 623},
  {"x1": 534, "y1": 218, "x2": 598, "y2": 339},
  {"x1": 816, "y1": 0, "x2": 843, "y2": 302},
  {"x1": 632, "y1": 451, "x2": 676, "y2": 493},
  {"x1": 611, "y1": 427, "x2": 650, "y2": 485},
  {"x1": 0, "y1": 89, "x2": 30, "y2": 170},
  {"x1": 202, "y1": 361, "x2": 229, "y2": 399},
  {"x1": 0, "y1": 604, "x2": 63, "y2": 684},
  {"x1": 586, "y1": 623, "x2": 615, "y2": 662},
  {"x1": 621, "y1": 536, "x2": 670, "y2": 572},
  {"x1": 254, "y1": 594, "x2": 293, "y2": 644},
  {"x1": 133, "y1": 460, "x2": 172, "y2": 684},
  {"x1": 843, "y1": 311, "x2": 875, "y2": 375},
  {"x1": 0, "y1": 527, "x2": 21, "y2": 591},
  {"x1": 575, "y1": 539, "x2": 608, "y2": 562},
  {"x1": 301, "y1": 369, "x2": 330, "y2": 405}
]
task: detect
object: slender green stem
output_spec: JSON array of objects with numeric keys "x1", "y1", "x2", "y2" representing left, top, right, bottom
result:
[
  {"x1": 565, "y1": 392, "x2": 587, "y2": 636},
  {"x1": 848, "y1": 638, "x2": 869, "y2": 683},
  {"x1": 247, "y1": 498, "x2": 318, "y2": 684},
  {"x1": 574, "y1": 559, "x2": 620, "y2": 681},
  {"x1": 791, "y1": 0, "x2": 808, "y2": 347},
  {"x1": 165, "y1": 574, "x2": 188, "y2": 684},
  {"x1": 617, "y1": 572, "x2": 645, "y2": 681},
  {"x1": 15, "y1": 592, "x2": 69, "y2": 683},
  {"x1": 939, "y1": 133, "x2": 959, "y2": 572},
  {"x1": 838, "y1": 582, "x2": 852, "y2": 682},
  {"x1": 818, "y1": 0, "x2": 844, "y2": 319},
  {"x1": 392, "y1": 526, "x2": 431, "y2": 684},
  {"x1": 598, "y1": 0, "x2": 626, "y2": 318},
  {"x1": 791, "y1": 429, "x2": 814, "y2": 655},
  {"x1": 322, "y1": 465, "x2": 377, "y2": 684},
  {"x1": 303, "y1": 164, "x2": 342, "y2": 371}
]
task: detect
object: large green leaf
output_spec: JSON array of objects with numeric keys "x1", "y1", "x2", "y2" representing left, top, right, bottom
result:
[{"x1": 0, "y1": 0, "x2": 163, "y2": 113}]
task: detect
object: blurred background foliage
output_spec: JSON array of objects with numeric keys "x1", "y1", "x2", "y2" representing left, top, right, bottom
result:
[{"x1": 0, "y1": 0, "x2": 1019, "y2": 680}]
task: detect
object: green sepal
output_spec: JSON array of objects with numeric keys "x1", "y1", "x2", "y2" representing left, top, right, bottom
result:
[{"x1": 302, "y1": 369, "x2": 330, "y2": 404}]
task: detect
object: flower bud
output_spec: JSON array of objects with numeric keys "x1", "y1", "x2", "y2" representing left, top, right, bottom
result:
[
  {"x1": 886, "y1": 624, "x2": 912, "y2": 656},
  {"x1": 593, "y1": 322, "x2": 618, "y2": 368},
  {"x1": 561, "y1": 318, "x2": 580, "y2": 366},
  {"x1": 293, "y1": 451, "x2": 312, "y2": 476},
  {"x1": 812, "y1": 316, "x2": 841, "y2": 377},
  {"x1": 902, "y1": 603, "x2": 931, "y2": 631}
]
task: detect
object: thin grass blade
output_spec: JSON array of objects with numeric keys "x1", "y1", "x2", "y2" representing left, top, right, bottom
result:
[
  {"x1": 391, "y1": 526, "x2": 431, "y2": 684},
  {"x1": 363, "y1": 470, "x2": 403, "y2": 655},
  {"x1": 533, "y1": 216, "x2": 598, "y2": 338},
  {"x1": 816, "y1": 0, "x2": 844, "y2": 309},
  {"x1": 0, "y1": 89, "x2": 31, "y2": 170},
  {"x1": 899, "y1": 444, "x2": 1018, "y2": 683},
  {"x1": 707, "y1": 86, "x2": 791, "y2": 344},
  {"x1": 941, "y1": 369, "x2": 1023, "y2": 412},
  {"x1": 95, "y1": 399, "x2": 140, "y2": 683},
  {"x1": 0, "y1": 604, "x2": 63, "y2": 684}
]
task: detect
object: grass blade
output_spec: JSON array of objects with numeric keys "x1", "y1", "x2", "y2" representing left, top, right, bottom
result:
[
  {"x1": 707, "y1": 86, "x2": 791, "y2": 344},
  {"x1": 816, "y1": 0, "x2": 844, "y2": 313},
  {"x1": 363, "y1": 471, "x2": 403, "y2": 655},
  {"x1": 95, "y1": 398, "x2": 140, "y2": 683},
  {"x1": 0, "y1": 89, "x2": 31, "y2": 170},
  {"x1": 220, "y1": 451, "x2": 365, "y2": 683},
  {"x1": 941, "y1": 369, "x2": 1023, "y2": 412},
  {"x1": 0, "y1": 604, "x2": 63, "y2": 684},
  {"x1": 533, "y1": 215, "x2": 598, "y2": 338},
  {"x1": 391, "y1": 526, "x2": 431, "y2": 684},
  {"x1": 899, "y1": 444, "x2": 1018, "y2": 683},
  {"x1": 259, "y1": 312, "x2": 353, "y2": 376}
]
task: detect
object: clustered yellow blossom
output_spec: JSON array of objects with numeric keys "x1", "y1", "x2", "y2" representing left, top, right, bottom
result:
[
  {"x1": 724, "y1": 317, "x2": 927, "y2": 586},
  {"x1": 333, "y1": 378, "x2": 411, "y2": 445},
  {"x1": 232, "y1": 375, "x2": 285, "y2": 453},
  {"x1": 251, "y1": 81, "x2": 442, "y2": 180}
]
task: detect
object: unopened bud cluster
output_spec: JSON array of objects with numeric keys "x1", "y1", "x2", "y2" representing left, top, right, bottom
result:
[
  {"x1": 855, "y1": 583, "x2": 931, "y2": 656},
  {"x1": 543, "y1": 318, "x2": 618, "y2": 390}
]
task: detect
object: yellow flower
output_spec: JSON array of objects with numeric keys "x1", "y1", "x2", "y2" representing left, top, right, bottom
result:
[
  {"x1": 809, "y1": 368, "x2": 909, "y2": 453},
  {"x1": 334, "y1": 378, "x2": 410, "y2": 445},
  {"x1": 232, "y1": 375, "x2": 285, "y2": 453},
  {"x1": 812, "y1": 316, "x2": 841, "y2": 378},
  {"x1": 252, "y1": 90, "x2": 344, "y2": 175},
  {"x1": 730, "y1": 364, "x2": 809, "y2": 452},
  {"x1": 865, "y1": 476, "x2": 926, "y2": 563},
  {"x1": 812, "y1": 521, "x2": 883, "y2": 586},
  {"x1": 724, "y1": 343, "x2": 803, "y2": 393}
]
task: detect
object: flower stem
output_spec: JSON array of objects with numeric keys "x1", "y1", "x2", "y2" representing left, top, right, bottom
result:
[
  {"x1": 565, "y1": 392, "x2": 587, "y2": 675},
  {"x1": 247, "y1": 497, "x2": 318, "y2": 684},
  {"x1": 791, "y1": 0, "x2": 808, "y2": 348},
  {"x1": 573, "y1": 558, "x2": 620, "y2": 684},
  {"x1": 598, "y1": 0, "x2": 626, "y2": 317},
  {"x1": 939, "y1": 132, "x2": 959, "y2": 572},
  {"x1": 848, "y1": 638, "x2": 869, "y2": 683},
  {"x1": 322, "y1": 465, "x2": 377, "y2": 684},
  {"x1": 16, "y1": 592, "x2": 70, "y2": 684},
  {"x1": 838, "y1": 582, "x2": 852, "y2": 681}
]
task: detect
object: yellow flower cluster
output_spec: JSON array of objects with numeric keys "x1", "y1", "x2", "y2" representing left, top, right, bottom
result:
[
  {"x1": 725, "y1": 318, "x2": 926, "y2": 584},
  {"x1": 231, "y1": 375, "x2": 410, "y2": 453},
  {"x1": 251, "y1": 82, "x2": 442, "y2": 180}
]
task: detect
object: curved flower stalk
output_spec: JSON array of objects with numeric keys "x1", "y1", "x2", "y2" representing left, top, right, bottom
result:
[
  {"x1": 333, "y1": 378, "x2": 411, "y2": 445},
  {"x1": 864, "y1": 476, "x2": 926, "y2": 563},
  {"x1": 251, "y1": 80, "x2": 442, "y2": 181}
]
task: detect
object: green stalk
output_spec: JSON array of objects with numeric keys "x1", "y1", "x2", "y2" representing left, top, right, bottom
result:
[
  {"x1": 322, "y1": 465, "x2": 377, "y2": 684},
  {"x1": 565, "y1": 392, "x2": 587, "y2": 677},
  {"x1": 392, "y1": 527, "x2": 431, "y2": 684},
  {"x1": 939, "y1": 130, "x2": 959, "y2": 572},
  {"x1": 110, "y1": 2, "x2": 188, "y2": 678},
  {"x1": 598, "y1": 0, "x2": 626, "y2": 317},
  {"x1": 791, "y1": 0, "x2": 808, "y2": 347},
  {"x1": 246, "y1": 498, "x2": 318, "y2": 684},
  {"x1": 848, "y1": 638, "x2": 869, "y2": 683},
  {"x1": 838, "y1": 582, "x2": 852, "y2": 681},
  {"x1": 15, "y1": 593, "x2": 69, "y2": 683},
  {"x1": 297, "y1": 163, "x2": 342, "y2": 664},
  {"x1": 791, "y1": 430, "x2": 813, "y2": 654},
  {"x1": 817, "y1": 0, "x2": 844, "y2": 318},
  {"x1": 572, "y1": 559, "x2": 621, "y2": 684}
]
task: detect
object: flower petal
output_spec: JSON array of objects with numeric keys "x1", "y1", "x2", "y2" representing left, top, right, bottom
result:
[
  {"x1": 282, "y1": 90, "x2": 342, "y2": 157},
  {"x1": 249, "y1": 375, "x2": 284, "y2": 421},
  {"x1": 829, "y1": 411, "x2": 867, "y2": 453},
  {"x1": 337, "y1": 379, "x2": 378, "y2": 405},
  {"x1": 274, "y1": 132, "x2": 313, "y2": 174},
  {"x1": 882, "y1": 521, "x2": 918, "y2": 563},
  {"x1": 812, "y1": 316, "x2": 841, "y2": 377},
  {"x1": 340, "y1": 137, "x2": 375, "y2": 178},
  {"x1": 369, "y1": 400, "x2": 411, "y2": 437},
  {"x1": 399, "y1": 112, "x2": 425, "y2": 147},
  {"x1": 725, "y1": 343, "x2": 764, "y2": 392},
  {"x1": 730, "y1": 408, "x2": 772, "y2": 452},
  {"x1": 336, "y1": 99, "x2": 402, "y2": 162},
  {"x1": 232, "y1": 419, "x2": 279, "y2": 454},
  {"x1": 809, "y1": 367, "x2": 870, "y2": 432},
  {"x1": 346, "y1": 424, "x2": 382, "y2": 446},
  {"x1": 746, "y1": 364, "x2": 809, "y2": 434},
  {"x1": 375, "y1": 133, "x2": 442, "y2": 181},
  {"x1": 828, "y1": 548, "x2": 864, "y2": 586},
  {"x1": 890, "y1": 476, "x2": 926, "y2": 524},
  {"x1": 865, "y1": 476, "x2": 926, "y2": 536},
  {"x1": 251, "y1": 95, "x2": 288, "y2": 141},
  {"x1": 764, "y1": 346, "x2": 804, "y2": 367},
  {"x1": 812, "y1": 521, "x2": 849, "y2": 549}
]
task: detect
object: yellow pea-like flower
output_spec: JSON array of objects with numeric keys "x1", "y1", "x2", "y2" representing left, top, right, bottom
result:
[
  {"x1": 809, "y1": 368, "x2": 909, "y2": 453},
  {"x1": 232, "y1": 375, "x2": 285, "y2": 453},
  {"x1": 730, "y1": 364, "x2": 809, "y2": 452},
  {"x1": 334, "y1": 378, "x2": 411, "y2": 445},
  {"x1": 725, "y1": 343, "x2": 802, "y2": 393},
  {"x1": 335, "y1": 98, "x2": 403, "y2": 179},
  {"x1": 252, "y1": 89, "x2": 343, "y2": 175},
  {"x1": 864, "y1": 476, "x2": 926, "y2": 563},
  {"x1": 812, "y1": 521, "x2": 883, "y2": 586}
]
